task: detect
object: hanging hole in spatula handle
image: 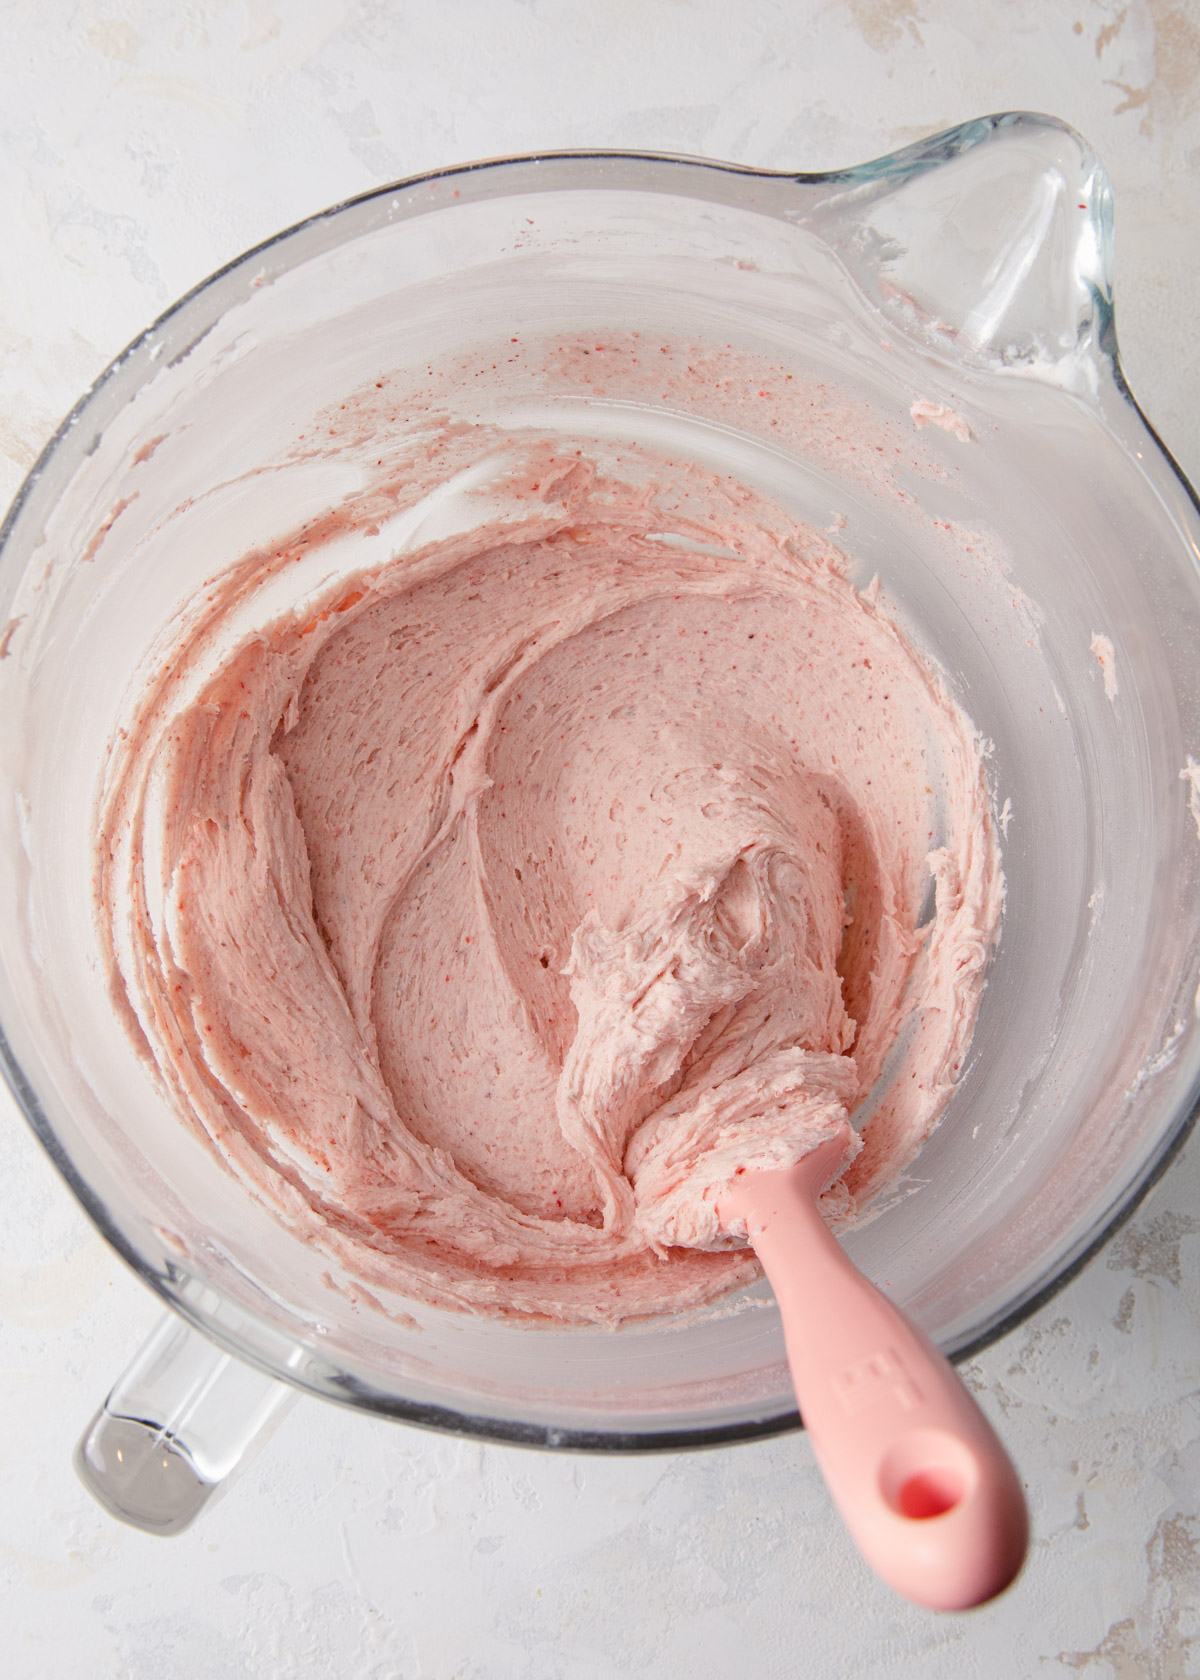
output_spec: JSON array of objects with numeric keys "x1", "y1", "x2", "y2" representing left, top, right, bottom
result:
[{"x1": 879, "y1": 1429, "x2": 974, "y2": 1520}]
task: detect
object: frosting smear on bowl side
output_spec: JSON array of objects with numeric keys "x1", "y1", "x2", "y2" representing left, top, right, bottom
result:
[{"x1": 97, "y1": 430, "x2": 1002, "y2": 1324}]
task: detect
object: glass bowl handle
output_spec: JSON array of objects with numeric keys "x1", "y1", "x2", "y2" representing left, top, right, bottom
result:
[{"x1": 74, "y1": 1312, "x2": 296, "y2": 1535}]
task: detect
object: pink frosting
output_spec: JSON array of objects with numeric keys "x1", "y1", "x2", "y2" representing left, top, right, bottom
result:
[{"x1": 98, "y1": 433, "x2": 1002, "y2": 1324}]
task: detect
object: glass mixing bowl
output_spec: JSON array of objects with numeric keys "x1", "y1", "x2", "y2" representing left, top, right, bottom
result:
[{"x1": 3, "y1": 111, "x2": 1200, "y2": 1534}]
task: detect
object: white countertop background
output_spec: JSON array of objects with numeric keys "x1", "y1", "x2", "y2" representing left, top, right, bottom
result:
[{"x1": 3, "y1": 3, "x2": 1200, "y2": 1675}]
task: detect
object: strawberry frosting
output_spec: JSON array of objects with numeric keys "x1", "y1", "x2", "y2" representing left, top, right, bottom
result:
[{"x1": 97, "y1": 423, "x2": 1002, "y2": 1324}]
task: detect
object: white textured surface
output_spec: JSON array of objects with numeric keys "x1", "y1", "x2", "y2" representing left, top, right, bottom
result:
[{"x1": 3, "y1": 3, "x2": 1200, "y2": 1675}]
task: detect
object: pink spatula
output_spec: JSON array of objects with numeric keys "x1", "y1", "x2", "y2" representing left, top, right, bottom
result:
[{"x1": 721, "y1": 1136, "x2": 1029, "y2": 1610}]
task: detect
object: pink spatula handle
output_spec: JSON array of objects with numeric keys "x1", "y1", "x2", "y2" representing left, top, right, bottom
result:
[{"x1": 725, "y1": 1150, "x2": 1028, "y2": 1610}]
